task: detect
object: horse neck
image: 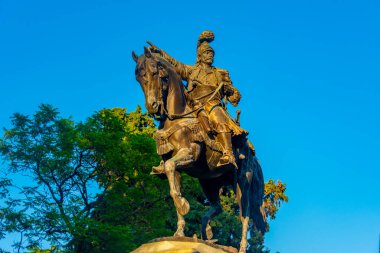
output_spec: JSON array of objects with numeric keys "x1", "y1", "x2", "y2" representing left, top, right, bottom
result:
[{"x1": 166, "y1": 75, "x2": 189, "y2": 116}]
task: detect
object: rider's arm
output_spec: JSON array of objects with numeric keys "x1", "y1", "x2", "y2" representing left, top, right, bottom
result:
[
  {"x1": 226, "y1": 85, "x2": 241, "y2": 107},
  {"x1": 217, "y1": 69, "x2": 241, "y2": 107},
  {"x1": 159, "y1": 49, "x2": 192, "y2": 80},
  {"x1": 148, "y1": 42, "x2": 192, "y2": 79}
]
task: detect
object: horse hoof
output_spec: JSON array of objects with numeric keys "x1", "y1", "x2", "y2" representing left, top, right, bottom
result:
[
  {"x1": 205, "y1": 223, "x2": 213, "y2": 240},
  {"x1": 239, "y1": 247, "x2": 247, "y2": 253},
  {"x1": 239, "y1": 243, "x2": 248, "y2": 253},
  {"x1": 173, "y1": 230, "x2": 185, "y2": 237}
]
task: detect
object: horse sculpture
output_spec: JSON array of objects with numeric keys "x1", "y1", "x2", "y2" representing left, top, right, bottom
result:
[{"x1": 132, "y1": 47, "x2": 266, "y2": 253}]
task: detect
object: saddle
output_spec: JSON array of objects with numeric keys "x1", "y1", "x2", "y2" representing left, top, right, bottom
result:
[{"x1": 151, "y1": 111, "x2": 253, "y2": 175}]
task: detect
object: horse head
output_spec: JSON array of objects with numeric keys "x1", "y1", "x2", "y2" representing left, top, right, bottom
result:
[
  {"x1": 132, "y1": 47, "x2": 171, "y2": 119},
  {"x1": 132, "y1": 47, "x2": 185, "y2": 120}
]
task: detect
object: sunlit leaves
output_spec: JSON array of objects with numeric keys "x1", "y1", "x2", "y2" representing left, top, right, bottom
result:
[
  {"x1": 264, "y1": 179, "x2": 288, "y2": 220},
  {"x1": 0, "y1": 104, "x2": 161, "y2": 252}
]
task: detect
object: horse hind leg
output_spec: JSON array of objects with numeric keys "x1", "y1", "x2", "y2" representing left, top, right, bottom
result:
[
  {"x1": 239, "y1": 216, "x2": 250, "y2": 253},
  {"x1": 239, "y1": 183, "x2": 265, "y2": 252},
  {"x1": 201, "y1": 201, "x2": 222, "y2": 241},
  {"x1": 236, "y1": 175, "x2": 252, "y2": 253}
]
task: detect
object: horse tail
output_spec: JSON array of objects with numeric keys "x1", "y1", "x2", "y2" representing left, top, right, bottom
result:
[
  {"x1": 249, "y1": 155, "x2": 267, "y2": 234},
  {"x1": 238, "y1": 140, "x2": 267, "y2": 234}
]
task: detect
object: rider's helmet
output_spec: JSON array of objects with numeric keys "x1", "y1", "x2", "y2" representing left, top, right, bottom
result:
[{"x1": 196, "y1": 30, "x2": 215, "y2": 64}]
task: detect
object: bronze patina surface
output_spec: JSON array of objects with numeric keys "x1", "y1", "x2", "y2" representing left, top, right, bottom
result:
[
  {"x1": 132, "y1": 31, "x2": 266, "y2": 253},
  {"x1": 132, "y1": 236, "x2": 238, "y2": 253}
]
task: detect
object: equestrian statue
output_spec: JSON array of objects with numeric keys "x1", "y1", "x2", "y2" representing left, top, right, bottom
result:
[{"x1": 132, "y1": 30, "x2": 266, "y2": 253}]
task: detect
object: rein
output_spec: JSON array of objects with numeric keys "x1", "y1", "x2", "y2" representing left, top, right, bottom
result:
[{"x1": 162, "y1": 79, "x2": 225, "y2": 120}]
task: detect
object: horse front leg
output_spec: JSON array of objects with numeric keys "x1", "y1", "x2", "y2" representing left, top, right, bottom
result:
[
  {"x1": 174, "y1": 208, "x2": 186, "y2": 237},
  {"x1": 173, "y1": 170, "x2": 186, "y2": 237},
  {"x1": 165, "y1": 148, "x2": 193, "y2": 217}
]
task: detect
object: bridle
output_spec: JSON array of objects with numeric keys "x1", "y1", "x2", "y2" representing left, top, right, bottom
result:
[
  {"x1": 146, "y1": 57, "x2": 168, "y2": 121},
  {"x1": 153, "y1": 74, "x2": 167, "y2": 121}
]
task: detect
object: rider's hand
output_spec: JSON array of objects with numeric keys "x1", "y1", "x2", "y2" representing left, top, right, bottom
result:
[{"x1": 223, "y1": 83, "x2": 234, "y2": 95}]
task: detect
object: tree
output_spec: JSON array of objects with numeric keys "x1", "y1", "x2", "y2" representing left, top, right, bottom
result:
[
  {"x1": 0, "y1": 105, "x2": 169, "y2": 252},
  {"x1": 0, "y1": 104, "x2": 288, "y2": 252},
  {"x1": 70, "y1": 107, "x2": 173, "y2": 253},
  {"x1": 0, "y1": 104, "x2": 95, "y2": 251}
]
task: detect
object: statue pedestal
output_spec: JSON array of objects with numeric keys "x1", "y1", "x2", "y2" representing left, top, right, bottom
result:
[{"x1": 131, "y1": 236, "x2": 238, "y2": 253}]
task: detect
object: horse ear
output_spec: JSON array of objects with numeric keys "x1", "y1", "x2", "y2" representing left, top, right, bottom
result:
[
  {"x1": 144, "y1": 46, "x2": 152, "y2": 58},
  {"x1": 132, "y1": 51, "x2": 138, "y2": 63}
]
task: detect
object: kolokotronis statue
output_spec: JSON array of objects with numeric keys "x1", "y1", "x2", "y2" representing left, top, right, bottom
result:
[
  {"x1": 149, "y1": 30, "x2": 246, "y2": 170},
  {"x1": 132, "y1": 30, "x2": 266, "y2": 253}
]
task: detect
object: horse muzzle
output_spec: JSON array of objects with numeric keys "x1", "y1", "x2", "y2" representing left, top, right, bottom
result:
[{"x1": 146, "y1": 99, "x2": 162, "y2": 116}]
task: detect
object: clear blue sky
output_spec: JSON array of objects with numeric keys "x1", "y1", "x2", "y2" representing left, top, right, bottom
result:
[{"x1": 1, "y1": 0, "x2": 379, "y2": 252}]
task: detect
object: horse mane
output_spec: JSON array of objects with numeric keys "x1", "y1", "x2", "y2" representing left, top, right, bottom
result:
[{"x1": 153, "y1": 54, "x2": 187, "y2": 99}]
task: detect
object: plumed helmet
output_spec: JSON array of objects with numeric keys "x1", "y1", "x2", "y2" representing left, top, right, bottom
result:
[{"x1": 196, "y1": 30, "x2": 215, "y2": 63}]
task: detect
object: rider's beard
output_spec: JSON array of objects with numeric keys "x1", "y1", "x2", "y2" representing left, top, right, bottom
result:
[{"x1": 203, "y1": 58, "x2": 213, "y2": 66}]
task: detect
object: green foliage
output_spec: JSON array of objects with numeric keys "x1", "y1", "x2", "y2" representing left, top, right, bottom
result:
[
  {"x1": 26, "y1": 246, "x2": 61, "y2": 253},
  {"x1": 247, "y1": 231, "x2": 270, "y2": 253},
  {"x1": 102, "y1": 107, "x2": 175, "y2": 242},
  {"x1": 0, "y1": 104, "x2": 167, "y2": 252},
  {"x1": 264, "y1": 180, "x2": 288, "y2": 220},
  {"x1": 72, "y1": 108, "x2": 173, "y2": 252},
  {"x1": 0, "y1": 104, "x2": 87, "y2": 250},
  {"x1": 212, "y1": 189, "x2": 242, "y2": 247},
  {"x1": 0, "y1": 104, "x2": 288, "y2": 253}
]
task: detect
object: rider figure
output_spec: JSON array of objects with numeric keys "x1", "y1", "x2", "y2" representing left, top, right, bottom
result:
[{"x1": 150, "y1": 30, "x2": 244, "y2": 169}]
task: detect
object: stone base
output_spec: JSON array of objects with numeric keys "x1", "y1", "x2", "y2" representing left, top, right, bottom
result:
[{"x1": 131, "y1": 236, "x2": 238, "y2": 253}]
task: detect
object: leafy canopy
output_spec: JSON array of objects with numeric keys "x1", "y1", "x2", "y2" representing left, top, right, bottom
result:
[{"x1": 0, "y1": 104, "x2": 288, "y2": 253}]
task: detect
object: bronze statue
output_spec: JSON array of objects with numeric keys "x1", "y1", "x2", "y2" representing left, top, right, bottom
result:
[{"x1": 132, "y1": 31, "x2": 266, "y2": 253}]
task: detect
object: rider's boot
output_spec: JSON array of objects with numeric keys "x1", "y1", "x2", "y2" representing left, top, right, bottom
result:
[{"x1": 216, "y1": 132, "x2": 237, "y2": 170}]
